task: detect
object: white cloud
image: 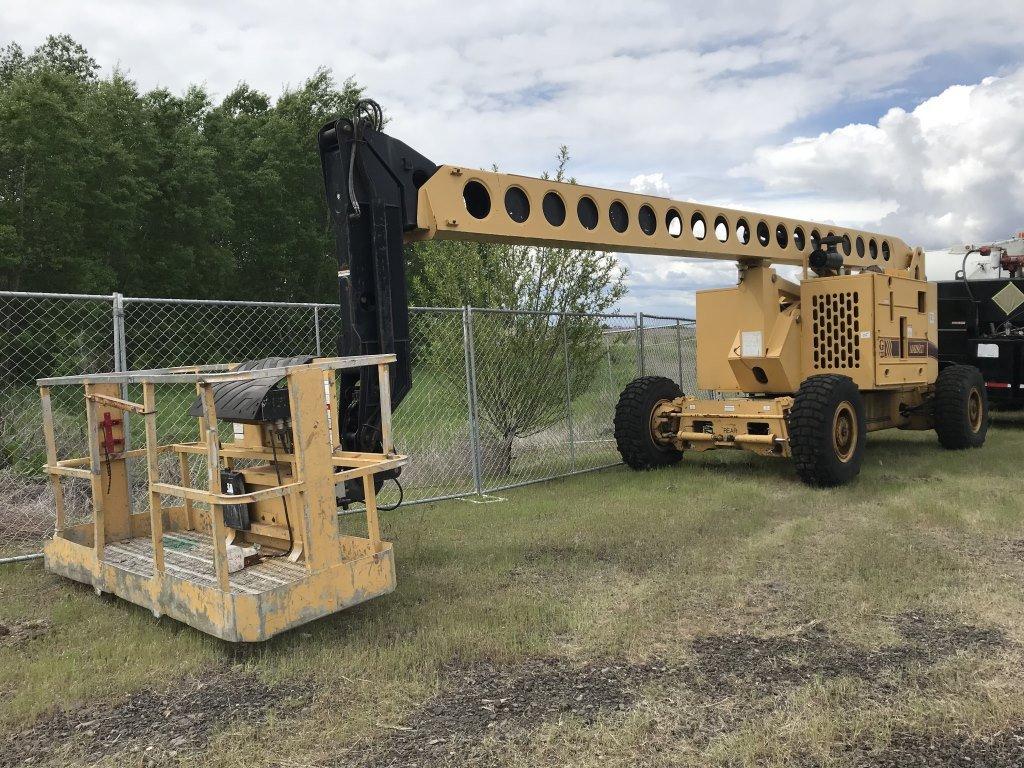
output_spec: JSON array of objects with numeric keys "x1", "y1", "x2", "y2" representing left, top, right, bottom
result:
[
  {"x1": 629, "y1": 173, "x2": 671, "y2": 197},
  {"x1": 4, "y1": 0, "x2": 1024, "y2": 313},
  {"x1": 616, "y1": 256, "x2": 736, "y2": 318},
  {"x1": 6, "y1": 0, "x2": 1024, "y2": 186},
  {"x1": 734, "y1": 68, "x2": 1024, "y2": 253}
]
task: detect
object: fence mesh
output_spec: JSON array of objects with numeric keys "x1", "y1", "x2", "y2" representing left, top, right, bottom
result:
[
  {"x1": 1, "y1": 291, "x2": 696, "y2": 558},
  {"x1": 640, "y1": 315, "x2": 714, "y2": 398},
  {"x1": 1, "y1": 294, "x2": 115, "y2": 555}
]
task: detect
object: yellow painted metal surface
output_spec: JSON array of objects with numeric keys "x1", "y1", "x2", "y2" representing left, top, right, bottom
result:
[
  {"x1": 39, "y1": 358, "x2": 404, "y2": 642},
  {"x1": 695, "y1": 265, "x2": 937, "y2": 397},
  {"x1": 412, "y1": 165, "x2": 915, "y2": 270},
  {"x1": 664, "y1": 395, "x2": 794, "y2": 457}
]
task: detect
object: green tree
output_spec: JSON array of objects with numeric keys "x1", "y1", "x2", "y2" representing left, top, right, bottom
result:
[
  {"x1": 0, "y1": 38, "x2": 98, "y2": 291},
  {"x1": 204, "y1": 69, "x2": 365, "y2": 301},
  {"x1": 127, "y1": 85, "x2": 233, "y2": 298},
  {"x1": 0, "y1": 35, "x2": 370, "y2": 301},
  {"x1": 409, "y1": 147, "x2": 628, "y2": 475}
]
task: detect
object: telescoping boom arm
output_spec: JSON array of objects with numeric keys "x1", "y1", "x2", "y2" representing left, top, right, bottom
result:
[
  {"x1": 317, "y1": 102, "x2": 922, "y2": 457},
  {"x1": 408, "y1": 166, "x2": 915, "y2": 271}
]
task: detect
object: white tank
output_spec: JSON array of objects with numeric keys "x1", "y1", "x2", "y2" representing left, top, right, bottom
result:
[{"x1": 926, "y1": 231, "x2": 1024, "y2": 281}]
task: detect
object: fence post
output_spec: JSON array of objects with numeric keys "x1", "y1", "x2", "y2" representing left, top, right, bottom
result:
[
  {"x1": 313, "y1": 306, "x2": 322, "y2": 356},
  {"x1": 111, "y1": 293, "x2": 130, "y2": 451},
  {"x1": 636, "y1": 312, "x2": 645, "y2": 377},
  {"x1": 112, "y1": 292, "x2": 126, "y2": 374},
  {"x1": 462, "y1": 306, "x2": 484, "y2": 495},
  {"x1": 562, "y1": 317, "x2": 576, "y2": 473},
  {"x1": 676, "y1": 318, "x2": 685, "y2": 386}
]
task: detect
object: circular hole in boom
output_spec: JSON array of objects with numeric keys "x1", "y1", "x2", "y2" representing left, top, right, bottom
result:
[
  {"x1": 463, "y1": 180, "x2": 491, "y2": 219},
  {"x1": 609, "y1": 201, "x2": 629, "y2": 233},
  {"x1": 757, "y1": 220, "x2": 770, "y2": 247},
  {"x1": 577, "y1": 196, "x2": 599, "y2": 230},
  {"x1": 639, "y1": 204, "x2": 657, "y2": 235},
  {"x1": 776, "y1": 223, "x2": 789, "y2": 248},
  {"x1": 504, "y1": 186, "x2": 530, "y2": 223},
  {"x1": 714, "y1": 215, "x2": 729, "y2": 242},
  {"x1": 736, "y1": 218, "x2": 750, "y2": 244},
  {"x1": 543, "y1": 191, "x2": 566, "y2": 226},
  {"x1": 691, "y1": 212, "x2": 706, "y2": 240},
  {"x1": 666, "y1": 208, "x2": 682, "y2": 237},
  {"x1": 793, "y1": 227, "x2": 805, "y2": 250}
]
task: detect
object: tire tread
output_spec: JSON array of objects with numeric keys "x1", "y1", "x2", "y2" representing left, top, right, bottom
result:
[
  {"x1": 934, "y1": 365, "x2": 988, "y2": 449},
  {"x1": 614, "y1": 376, "x2": 683, "y2": 470},
  {"x1": 788, "y1": 374, "x2": 865, "y2": 487}
]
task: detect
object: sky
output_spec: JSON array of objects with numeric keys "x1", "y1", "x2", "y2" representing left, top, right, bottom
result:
[{"x1": 5, "y1": 0, "x2": 1024, "y2": 316}]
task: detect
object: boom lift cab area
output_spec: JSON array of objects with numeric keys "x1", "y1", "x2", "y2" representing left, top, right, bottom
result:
[{"x1": 319, "y1": 103, "x2": 989, "y2": 487}]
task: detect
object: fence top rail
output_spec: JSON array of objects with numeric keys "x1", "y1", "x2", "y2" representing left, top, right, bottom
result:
[
  {"x1": 121, "y1": 295, "x2": 338, "y2": 309},
  {"x1": 0, "y1": 291, "x2": 680, "y2": 322},
  {"x1": 641, "y1": 313, "x2": 696, "y2": 323},
  {"x1": 468, "y1": 306, "x2": 637, "y2": 320},
  {"x1": 0, "y1": 290, "x2": 116, "y2": 302},
  {"x1": 37, "y1": 354, "x2": 396, "y2": 387}
]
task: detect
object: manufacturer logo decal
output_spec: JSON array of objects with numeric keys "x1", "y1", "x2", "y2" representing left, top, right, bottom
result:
[
  {"x1": 907, "y1": 340, "x2": 928, "y2": 357},
  {"x1": 877, "y1": 338, "x2": 937, "y2": 359},
  {"x1": 878, "y1": 338, "x2": 900, "y2": 358}
]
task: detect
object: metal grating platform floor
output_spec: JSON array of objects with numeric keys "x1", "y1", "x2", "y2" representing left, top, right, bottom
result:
[{"x1": 102, "y1": 531, "x2": 306, "y2": 594}]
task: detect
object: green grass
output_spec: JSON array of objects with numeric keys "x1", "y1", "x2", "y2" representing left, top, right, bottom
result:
[{"x1": 2, "y1": 415, "x2": 1023, "y2": 766}]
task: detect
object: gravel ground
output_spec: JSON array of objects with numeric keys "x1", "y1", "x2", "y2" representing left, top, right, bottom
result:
[
  {"x1": 0, "y1": 620, "x2": 51, "y2": 649},
  {"x1": 850, "y1": 726, "x2": 1024, "y2": 767},
  {"x1": 1, "y1": 612, "x2": 1014, "y2": 767},
  {"x1": 343, "y1": 611, "x2": 1012, "y2": 767},
  {"x1": 1, "y1": 668, "x2": 310, "y2": 767}
]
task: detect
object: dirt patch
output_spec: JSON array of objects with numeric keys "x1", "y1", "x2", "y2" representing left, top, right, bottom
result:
[
  {"x1": 843, "y1": 726, "x2": 1024, "y2": 767},
  {"x1": 0, "y1": 618, "x2": 51, "y2": 648},
  {"x1": 348, "y1": 658, "x2": 668, "y2": 768},
  {"x1": 0, "y1": 668, "x2": 309, "y2": 768},
  {"x1": 689, "y1": 611, "x2": 1006, "y2": 700},
  {"x1": 999, "y1": 538, "x2": 1024, "y2": 562},
  {"x1": 892, "y1": 612, "x2": 1007, "y2": 655},
  {"x1": 350, "y1": 612, "x2": 1009, "y2": 767}
]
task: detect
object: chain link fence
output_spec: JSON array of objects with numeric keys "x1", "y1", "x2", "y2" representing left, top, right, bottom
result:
[{"x1": 0, "y1": 290, "x2": 696, "y2": 559}]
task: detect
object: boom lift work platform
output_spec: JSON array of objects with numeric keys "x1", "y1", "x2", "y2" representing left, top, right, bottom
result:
[{"x1": 40, "y1": 357, "x2": 404, "y2": 642}]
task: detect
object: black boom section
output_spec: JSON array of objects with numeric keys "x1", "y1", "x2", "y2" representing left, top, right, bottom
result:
[{"x1": 317, "y1": 106, "x2": 437, "y2": 459}]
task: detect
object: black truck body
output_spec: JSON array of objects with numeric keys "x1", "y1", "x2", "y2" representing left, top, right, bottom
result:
[{"x1": 938, "y1": 276, "x2": 1024, "y2": 408}]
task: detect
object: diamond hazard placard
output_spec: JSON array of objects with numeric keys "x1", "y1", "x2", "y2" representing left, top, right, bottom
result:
[{"x1": 992, "y1": 282, "x2": 1024, "y2": 316}]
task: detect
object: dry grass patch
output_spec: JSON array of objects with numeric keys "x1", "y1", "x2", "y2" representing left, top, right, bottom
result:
[{"x1": 0, "y1": 419, "x2": 1022, "y2": 766}]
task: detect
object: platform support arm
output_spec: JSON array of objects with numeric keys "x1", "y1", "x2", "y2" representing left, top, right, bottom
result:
[
  {"x1": 142, "y1": 383, "x2": 165, "y2": 579},
  {"x1": 199, "y1": 383, "x2": 230, "y2": 592},
  {"x1": 39, "y1": 387, "x2": 66, "y2": 534}
]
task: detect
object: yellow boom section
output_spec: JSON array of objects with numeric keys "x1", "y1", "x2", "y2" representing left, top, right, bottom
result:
[{"x1": 411, "y1": 165, "x2": 916, "y2": 271}]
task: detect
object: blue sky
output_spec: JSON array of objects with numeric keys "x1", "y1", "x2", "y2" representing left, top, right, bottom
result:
[{"x1": 5, "y1": 0, "x2": 1024, "y2": 316}]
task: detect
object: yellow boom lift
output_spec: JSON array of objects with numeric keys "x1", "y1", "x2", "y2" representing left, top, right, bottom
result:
[
  {"x1": 318, "y1": 101, "x2": 988, "y2": 487},
  {"x1": 37, "y1": 101, "x2": 988, "y2": 641}
]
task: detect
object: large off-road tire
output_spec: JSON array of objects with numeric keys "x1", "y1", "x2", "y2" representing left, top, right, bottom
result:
[
  {"x1": 934, "y1": 364, "x2": 988, "y2": 449},
  {"x1": 788, "y1": 374, "x2": 866, "y2": 487},
  {"x1": 614, "y1": 376, "x2": 683, "y2": 470}
]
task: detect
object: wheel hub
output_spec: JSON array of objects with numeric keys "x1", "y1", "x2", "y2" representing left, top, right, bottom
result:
[
  {"x1": 650, "y1": 400, "x2": 675, "y2": 444},
  {"x1": 968, "y1": 388, "x2": 983, "y2": 433},
  {"x1": 832, "y1": 401, "x2": 857, "y2": 463}
]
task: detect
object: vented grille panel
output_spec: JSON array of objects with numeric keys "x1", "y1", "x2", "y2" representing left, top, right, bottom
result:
[{"x1": 811, "y1": 291, "x2": 861, "y2": 370}]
